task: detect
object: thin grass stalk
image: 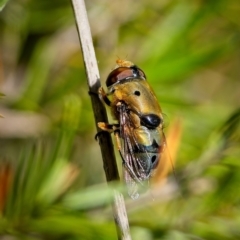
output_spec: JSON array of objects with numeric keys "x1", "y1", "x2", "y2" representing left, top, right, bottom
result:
[{"x1": 71, "y1": 0, "x2": 132, "y2": 239}]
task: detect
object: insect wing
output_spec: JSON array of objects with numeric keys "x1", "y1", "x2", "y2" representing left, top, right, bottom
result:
[
  {"x1": 117, "y1": 103, "x2": 153, "y2": 198},
  {"x1": 123, "y1": 163, "x2": 139, "y2": 199}
]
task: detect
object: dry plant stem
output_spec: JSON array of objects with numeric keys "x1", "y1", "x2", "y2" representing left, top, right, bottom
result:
[{"x1": 71, "y1": 0, "x2": 131, "y2": 239}]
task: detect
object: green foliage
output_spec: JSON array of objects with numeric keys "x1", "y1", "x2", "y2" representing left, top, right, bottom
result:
[
  {"x1": 0, "y1": 0, "x2": 240, "y2": 239},
  {"x1": 0, "y1": 0, "x2": 8, "y2": 11}
]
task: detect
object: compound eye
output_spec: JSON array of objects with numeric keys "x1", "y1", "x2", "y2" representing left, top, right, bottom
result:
[
  {"x1": 131, "y1": 66, "x2": 146, "y2": 79},
  {"x1": 140, "y1": 114, "x2": 162, "y2": 128},
  {"x1": 139, "y1": 69, "x2": 146, "y2": 79},
  {"x1": 106, "y1": 67, "x2": 134, "y2": 87}
]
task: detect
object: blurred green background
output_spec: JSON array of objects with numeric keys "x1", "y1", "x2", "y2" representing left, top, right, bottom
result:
[{"x1": 0, "y1": 0, "x2": 240, "y2": 239}]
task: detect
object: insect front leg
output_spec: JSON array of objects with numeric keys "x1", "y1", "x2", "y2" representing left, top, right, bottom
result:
[
  {"x1": 98, "y1": 87, "x2": 111, "y2": 106},
  {"x1": 97, "y1": 122, "x2": 122, "y2": 150}
]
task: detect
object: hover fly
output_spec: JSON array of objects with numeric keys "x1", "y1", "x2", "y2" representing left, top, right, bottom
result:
[{"x1": 98, "y1": 60, "x2": 166, "y2": 199}]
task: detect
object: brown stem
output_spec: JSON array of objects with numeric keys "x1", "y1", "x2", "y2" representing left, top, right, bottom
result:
[{"x1": 71, "y1": 0, "x2": 132, "y2": 239}]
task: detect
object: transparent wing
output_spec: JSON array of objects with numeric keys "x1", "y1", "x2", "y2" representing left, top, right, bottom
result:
[{"x1": 117, "y1": 102, "x2": 163, "y2": 199}]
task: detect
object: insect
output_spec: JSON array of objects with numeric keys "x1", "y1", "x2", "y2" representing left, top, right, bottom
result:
[{"x1": 98, "y1": 60, "x2": 166, "y2": 199}]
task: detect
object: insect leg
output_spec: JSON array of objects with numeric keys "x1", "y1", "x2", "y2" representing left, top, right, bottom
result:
[
  {"x1": 98, "y1": 122, "x2": 119, "y2": 132},
  {"x1": 97, "y1": 121, "x2": 136, "y2": 179},
  {"x1": 98, "y1": 87, "x2": 111, "y2": 106},
  {"x1": 96, "y1": 122, "x2": 121, "y2": 144},
  {"x1": 113, "y1": 129, "x2": 122, "y2": 150}
]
